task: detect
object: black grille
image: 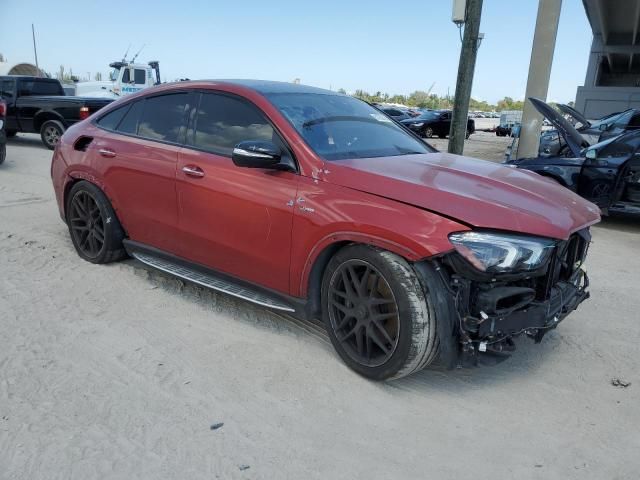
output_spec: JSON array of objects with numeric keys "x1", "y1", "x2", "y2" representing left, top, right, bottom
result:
[{"x1": 541, "y1": 228, "x2": 590, "y2": 299}]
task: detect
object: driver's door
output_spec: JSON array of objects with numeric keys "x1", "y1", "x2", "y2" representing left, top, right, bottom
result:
[{"x1": 176, "y1": 91, "x2": 298, "y2": 294}]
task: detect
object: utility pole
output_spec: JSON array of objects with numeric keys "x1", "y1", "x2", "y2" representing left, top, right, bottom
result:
[
  {"x1": 448, "y1": 0, "x2": 483, "y2": 155},
  {"x1": 32, "y1": 24, "x2": 40, "y2": 76},
  {"x1": 516, "y1": 0, "x2": 562, "y2": 159}
]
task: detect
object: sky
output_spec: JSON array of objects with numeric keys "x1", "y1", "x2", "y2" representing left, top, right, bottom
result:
[{"x1": 0, "y1": 0, "x2": 593, "y2": 104}]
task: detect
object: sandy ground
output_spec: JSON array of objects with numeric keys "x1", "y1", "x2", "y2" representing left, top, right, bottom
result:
[{"x1": 1, "y1": 134, "x2": 639, "y2": 480}]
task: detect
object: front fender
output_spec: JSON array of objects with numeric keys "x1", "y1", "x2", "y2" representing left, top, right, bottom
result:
[{"x1": 290, "y1": 177, "x2": 469, "y2": 298}]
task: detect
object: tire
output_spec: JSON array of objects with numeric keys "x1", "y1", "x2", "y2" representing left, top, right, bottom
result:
[
  {"x1": 5, "y1": 130, "x2": 17, "y2": 138},
  {"x1": 40, "y1": 120, "x2": 65, "y2": 150},
  {"x1": 423, "y1": 126, "x2": 434, "y2": 138},
  {"x1": 321, "y1": 245, "x2": 439, "y2": 381},
  {"x1": 0, "y1": 143, "x2": 5, "y2": 165},
  {"x1": 465, "y1": 130, "x2": 471, "y2": 139},
  {"x1": 65, "y1": 181, "x2": 127, "y2": 264}
]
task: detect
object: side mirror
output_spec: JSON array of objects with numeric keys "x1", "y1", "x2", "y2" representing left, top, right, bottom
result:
[{"x1": 232, "y1": 140, "x2": 281, "y2": 169}]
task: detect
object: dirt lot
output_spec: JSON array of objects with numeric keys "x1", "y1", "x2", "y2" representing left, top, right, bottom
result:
[{"x1": 1, "y1": 134, "x2": 639, "y2": 480}]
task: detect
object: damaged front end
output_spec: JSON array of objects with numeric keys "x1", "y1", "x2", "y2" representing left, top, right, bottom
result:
[{"x1": 433, "y1": 228, "x2": 592, "y2": 367}]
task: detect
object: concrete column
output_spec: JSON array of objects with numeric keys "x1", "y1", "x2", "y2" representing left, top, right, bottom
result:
[{"x1": 516, "y1": 0, "x2": 563, "y2": 159}]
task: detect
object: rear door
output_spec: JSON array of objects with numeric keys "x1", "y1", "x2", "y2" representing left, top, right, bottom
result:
[
  {"x1": 94, "y1": 92, "x2": 193, "y2": 253},
  {"x1": 0, "y1": 78, "x2": 18, "y2": 131},
  {"x1": 176, "y1": 91, "x2": 298, "y2": 294}
]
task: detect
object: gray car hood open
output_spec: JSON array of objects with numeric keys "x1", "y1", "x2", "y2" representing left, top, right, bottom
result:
[{"x1": 529, "y1": 97, "x2": 588, "y2": 158}]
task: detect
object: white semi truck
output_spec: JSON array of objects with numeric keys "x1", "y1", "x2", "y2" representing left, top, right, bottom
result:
[{"x1": 72, "y1": 60, "x2": 161, "y2": 99}]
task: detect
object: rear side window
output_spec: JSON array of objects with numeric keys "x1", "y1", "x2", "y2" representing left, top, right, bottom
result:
[
  {"x1": 189, "y1": 93, "x2": 274, "y2": 156},
  {"x1": 96, "y1": 105, "x2": 130, "y2": 131},
  {"x1": 117, "y1": 100, "x2": 144, "y2": 135},
  {"x1": 18, "y1": 79, "x2": 63, "y2": 96},
  {"x1": 137, "y1": 94, "x2": 189, "y2": 143},
  {"x1": 1, "y1": 79, "x2": 15, "y2": 99}
]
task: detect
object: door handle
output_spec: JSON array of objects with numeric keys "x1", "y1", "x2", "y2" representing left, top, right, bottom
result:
[
  {"x1": 98, "y1": 148, "x2": 116, "y2": 158},
  {"x1": 182, "y1": 165, "x2": 205, "y2": 178}
]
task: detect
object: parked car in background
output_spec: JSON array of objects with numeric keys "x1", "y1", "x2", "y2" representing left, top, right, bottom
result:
[
  {"x1": 496, "y1": 110, "x2": 522, "y2": 137},
  {"x1": 401, "y1": 109, "x2": 475, "y2": 138},
  {"x1": 0, "y1": 76, "x2": 113, "y2": 149},
  {"x1": 378, "y1": 106, "x2": 412, "y2": 121},
  {"x1": 51, "y1": 80, "x2": 599, "y2": 380},
  {"x1": 0, "y1": 99, "x2": 6, "y2": 165},
  {"x1": 506, "y1": 100, "x2": 640, "y2": 217}
]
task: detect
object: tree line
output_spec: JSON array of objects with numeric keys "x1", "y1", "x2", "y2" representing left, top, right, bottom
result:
[{"x1": 340, "y1": 88, "x2": 527, "y2": 112}]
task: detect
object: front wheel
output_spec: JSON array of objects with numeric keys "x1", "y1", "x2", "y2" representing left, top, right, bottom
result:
[
  {"x1": 40, "y1": 120, "x2": 65, "y2": 150},
  {"x1": 321, "y1": 245, "x2": 439, "y2": 380},
  {"x1": 423, "y1": 126, "x2": 434, "y2": 138}
]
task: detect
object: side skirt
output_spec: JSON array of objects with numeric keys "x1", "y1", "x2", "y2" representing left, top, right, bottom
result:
[{"x1": 123, "y1": 240, "x2": 310, "y2": 319}]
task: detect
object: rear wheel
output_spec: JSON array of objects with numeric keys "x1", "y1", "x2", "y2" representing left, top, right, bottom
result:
[
  {"x1": 66, "y1": 181, "x2": 127, "y2": 264},
  {"x1": 40, "y1": 120, "x2": 65, "y2": 150},
  {"x1": 321, "y1": 245, "x2": 439, "y2": 380}
]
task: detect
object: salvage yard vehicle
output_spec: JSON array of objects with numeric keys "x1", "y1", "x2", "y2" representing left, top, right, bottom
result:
[
  {"x1": 73, "y1": 60, "x2": 161, "y2": 99},
  {"x1": 0, "y1": 99, "x2": 6, "y2": 165},
  {"x1": 0, "y1": 76, "x2": 113, "y2": 149},
  {"x1": 539, "y1": 100, "x2": 640, "y2": 156},
  {"x1": 51, "y1": 80, "x2": 600, "y2": 380},
  {"x1": 400, "y1": 109, "x2": 475, "y2": 138},
  {"x1": 506, "y1": 99, "x2": 640, "y2": 217}
]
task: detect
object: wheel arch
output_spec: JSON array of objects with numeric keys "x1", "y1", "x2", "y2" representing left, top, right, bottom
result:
[
  {"x1": 62, "y1": 174, "x2": 124, "y2": 234},
  {"x1": 300, "y1": 232, "x2": 439, "y2": 319},
  {"x1": 34, "y1": 110, "x2": 65, "y2": 132}
]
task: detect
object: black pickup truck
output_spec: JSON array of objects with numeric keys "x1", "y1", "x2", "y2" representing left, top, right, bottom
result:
[{"x1": 0, "y1": 76, "x2": 113, "y2": 149}]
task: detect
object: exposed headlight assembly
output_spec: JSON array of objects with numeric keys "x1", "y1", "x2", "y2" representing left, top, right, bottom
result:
[
  {"x1": 411, "y1": 122, "x2": 424, "y2": 127},
  {"x1": 448, "y1": 231, "x2": 557, "y2": 273}
]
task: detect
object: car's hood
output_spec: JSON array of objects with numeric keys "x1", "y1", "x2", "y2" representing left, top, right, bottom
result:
[
  {"x1": 557, "y1": 103, "x2": 590, "y2": 128},
  {"x1": 326, "y1": 152, "x2": 600, "y2": 240},
  {"x1": 529, "y1": 97, "x2": 588, "y2": 157}
]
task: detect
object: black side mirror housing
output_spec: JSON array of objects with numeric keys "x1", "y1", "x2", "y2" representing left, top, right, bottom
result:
[{"x1": 232, "y1": 140, "x2": 281, "y2": 169}]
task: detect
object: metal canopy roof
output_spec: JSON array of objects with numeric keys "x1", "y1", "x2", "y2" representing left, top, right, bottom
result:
[{"x1": 583, "y1": 0, "x2": 640, "y2": 72}]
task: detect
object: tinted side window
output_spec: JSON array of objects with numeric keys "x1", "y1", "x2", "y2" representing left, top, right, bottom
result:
[
  {"x1": 134, "y1": 69, "x2": 146, "y2": 85},
  {"x1": 122, "y1": 69, "x2": 130, "y2": 83},
  {"x1": 0, "y1": 79, "x2": 15, "y2": 99},
  {"x1": 599, "y1": 133, "x2": 640, "y2": 158},
  {"x1": 190, "y1": 93, "x2": 274, "y2": 156},
  {"x1": 138, "y1": 94, "x2": 189, "y2": 143},
  {"x1": 96, "y1": 105, "x2": 130, "y2": 131},
  {"x1": 19, "y1": 79, "x2": 63, "y2": 96},
  {"x1": 117, "y1": 100, "x2": 144, "y2": 135}
]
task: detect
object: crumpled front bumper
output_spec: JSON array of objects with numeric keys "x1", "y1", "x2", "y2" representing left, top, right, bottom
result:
[{"x1": 438, "y1": 228, "x2": 592, "y2": 365}]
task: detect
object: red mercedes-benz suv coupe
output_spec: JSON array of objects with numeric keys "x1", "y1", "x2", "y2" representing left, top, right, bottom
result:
[{"x1": 51, "y1": 80, "x2": 600, "y2": 380}]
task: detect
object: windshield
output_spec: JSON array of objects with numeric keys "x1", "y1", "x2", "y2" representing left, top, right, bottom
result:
[
  {"x1": 590, "y1": 109, "x2": 631, "y2": 129},
  {"x1": 266, "y1": 93, "x2": 434, "y2": 160},
  {"x1": 109, "y1": 67, "x2": 120, "y2": 82}
]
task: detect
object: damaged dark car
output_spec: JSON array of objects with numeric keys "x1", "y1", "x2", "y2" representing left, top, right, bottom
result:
[{"x1": 507, "y1": 98, "x2": 640, "y2": 217}]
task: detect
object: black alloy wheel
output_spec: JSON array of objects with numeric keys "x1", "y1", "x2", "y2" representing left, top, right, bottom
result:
[
  {"x1": 69, "y1": 190, "x2": 105, "y2": 259},
  {"x1": 328, "y1": 259, "x2": 400, "y2": 367}
]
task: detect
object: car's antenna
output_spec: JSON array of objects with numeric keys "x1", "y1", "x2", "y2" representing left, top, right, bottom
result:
[
  {"x1": 131, "y1": 44, "x2": 145, "y2": 63},
  {"x1": 122, "y1": 44, "x2": 131, "y2": 62}
]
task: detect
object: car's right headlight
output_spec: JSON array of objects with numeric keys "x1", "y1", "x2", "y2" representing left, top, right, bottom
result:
[{"x1": 448, "y1": 231, "x2": 557, "y2": 273}]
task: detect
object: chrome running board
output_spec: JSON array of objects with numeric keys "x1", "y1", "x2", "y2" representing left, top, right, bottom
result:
[{"x1": 132, "y1": 251, "x2": 296, "y2": 312}]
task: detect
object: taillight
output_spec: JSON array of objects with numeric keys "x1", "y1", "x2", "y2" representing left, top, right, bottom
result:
[
  {"x1": 0, "y1": 101, "x2": 6, "y2": 117},
  {"x1": 79, "y1": 106, "x2": 90, "y2": 120}
]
